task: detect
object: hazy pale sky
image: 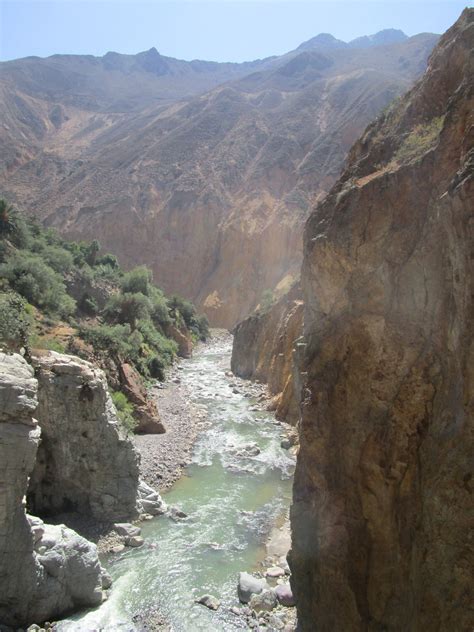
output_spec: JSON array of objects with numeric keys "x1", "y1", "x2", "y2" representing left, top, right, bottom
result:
[{"x1": 0, "y1": 1, "x2": 470, "y2": 62}]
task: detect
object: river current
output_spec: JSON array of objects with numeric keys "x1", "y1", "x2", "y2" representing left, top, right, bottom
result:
[{"x1": 58, "y1": 338, "x2": 294, "y2": 631}]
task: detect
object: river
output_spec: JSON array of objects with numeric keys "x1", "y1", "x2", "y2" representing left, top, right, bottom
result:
[{"x1": 58, "y1": 337, "x2": 294, "y2": 631}]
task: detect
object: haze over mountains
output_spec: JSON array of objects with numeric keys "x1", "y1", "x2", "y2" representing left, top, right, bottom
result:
[{"x1": 0, "y1": 28, "x2": 438, "y2": 326}]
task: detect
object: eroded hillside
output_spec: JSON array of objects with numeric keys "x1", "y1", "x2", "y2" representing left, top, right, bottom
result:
[{"x1": 0, "y1": 33, "x2": 437, "y2": 326}]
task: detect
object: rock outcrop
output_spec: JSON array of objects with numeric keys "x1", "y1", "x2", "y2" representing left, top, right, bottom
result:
[
  {"x1": 118, "y1": 362, "x2": 165, "y2": 434},
  {"x1": 0, "y1": 353, "x2": 105, "y2": 627},
  {"x1": 232, "y1": 284, "x2": 303, "y2": 425},
  {"x1": 28, "y1": 351, "x2": 141, "y2": 521},
  {"x1": 290, "y1": 9, "x2": 473, "y2": 631}
]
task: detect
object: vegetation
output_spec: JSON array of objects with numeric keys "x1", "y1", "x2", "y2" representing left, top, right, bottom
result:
[
  {"x1": 259, "y1": 289, "x2": 275, "y2": 313},
  {"x1": 111, "y1": 391, "x2": 137, "y2": 435},
  {"x1": 0, "y1": 201, "x2": 209, "y2": 389},
  {"x1": 392, "y1": 116, "x2": 444, "y2": 164}
]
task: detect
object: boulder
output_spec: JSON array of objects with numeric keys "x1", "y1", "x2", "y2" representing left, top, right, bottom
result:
[
  {"x1": 274, "y1": 584, "x2": 295, "y2": 607},
  {"x1": 249, "y1": 589, "x2": 278, "y2": 612},
  {"x1": 28, "y1": 352, "x2": 141, "y2": 521},
  {"x1": 196, "y1": 594, "x2": 220, "y2": 610},
  {"x1": 113, "y1": 523, "x2": 141, "y2": 538},
  {"x1": 118, "y1": 362, "x2": 165, "y2": 434},
  {"x1": 266, "y1": 566, "x2": 286, "y2": 578},
  {"x1": 237, "y1": 572, "x2": 268, "y2": 604}
]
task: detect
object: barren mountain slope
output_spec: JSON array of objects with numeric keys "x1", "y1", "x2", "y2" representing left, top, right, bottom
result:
[
  {"x1": 291, "y1": 9, "x2": 473, "y2": 630},
  {"x1": 0, "y1": 33, "x2": 437, "y2": 326}
]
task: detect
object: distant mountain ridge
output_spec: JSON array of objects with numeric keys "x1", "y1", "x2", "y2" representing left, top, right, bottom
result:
[
  {"x1": 297, "y1": 28, "x2": 408, "y2": 51},
  {"x1": 0, "y1": 29, "x2": 439, "y2": 326}
]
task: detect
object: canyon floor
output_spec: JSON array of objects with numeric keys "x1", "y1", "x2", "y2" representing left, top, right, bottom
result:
[{"x1": 50, "y1": 330, "x2": 297, "y2": 631}]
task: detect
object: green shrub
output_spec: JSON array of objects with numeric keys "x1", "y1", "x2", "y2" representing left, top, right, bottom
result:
[
  {"x1": 0, "y1": 292, "x2": 31, "y2": 352},
  {"x1": 104, "y1": 292, "x2": 152, "y2": 330},
  {"x1": 41, "y1": 245, "x2": 74, "y2": 273},
  {"x1": 393, "y1": 116, "x2": 444, "y2": 164},
  {"x1": 111, "y1": 391, "x2": 137, "y2": 435},
  {"x1": 147, "y1": 354, "x2": 166, "y2": 381},
  {"x1": 259, "y1": 288, "x2": 275, "y2": 312},
  {"x1": 137, "y1": 319, "x2": 178, "y2": 365},
  {"x1": 79, "y1": 323, "x2": 135, "y2": 359},
  {"x1": 121, "y1": 266, "x2": 153, "y2": 295},
  {"x1": 0, "y1": 251, "x2": 76, "y2": 317},
  {"x1": 29, "y1": 334, "x2": 66, "y2": 353}
]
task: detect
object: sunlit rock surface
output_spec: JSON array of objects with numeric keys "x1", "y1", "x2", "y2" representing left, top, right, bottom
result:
[
  {"x1": 290, "y1": 9, "x2": 473, "y2": 631},
  {"x1": 0, "y1": 353, "x2": 104, "y2": 627}
]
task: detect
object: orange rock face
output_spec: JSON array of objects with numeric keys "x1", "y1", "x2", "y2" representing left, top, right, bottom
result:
[{"x1": 290, "y1": 10, "x2": 473, "y2": 631}]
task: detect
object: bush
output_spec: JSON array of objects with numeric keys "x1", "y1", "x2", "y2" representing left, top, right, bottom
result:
[
  {"x1": 393, "y1": 116, "x2": 444, "y2": 164},
  {"x1": 147, "y1": 354, "x2": 166, "y2": 381},
  {"x1": 41, "y1": 245, "x2": 74, "y2": 273},
  {"x1": 137, "y1": 319, "x2": 177, "y2": 364},
  {"x1": 104, "y1": 292, "x2": 152, "y2": 330},
  {"x1": 0, "y1": 251, "x2": 76, "y2": 317},
  {"x1": 148, "y1": 289, "x2": 170, "y2": 328},
  {"x1": 111, "y1": 391, "x2": 137, "y2": 435},
  {"x1": 0, "y1": 292, "x2": 31, "y2": 352},
  {"x1": 29, "y1": 334, "x2": 66, "y2": 353},
  {"x1": 121, "y1": 266, "x2": 153, "y2": 295},
  {"x1": 79, "y1": 323, "x2": 135, "y2": 359}
]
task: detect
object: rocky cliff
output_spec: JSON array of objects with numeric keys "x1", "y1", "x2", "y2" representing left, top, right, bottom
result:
[
  {"x1": 0, "y1": 353, "x2": 106, "y2": 627},
  {"x1": 0, "y1": 33, "x2": 437, "y2": 327},
  {"x1": 28, "y1": 351, "x2": 141, "y2": 521},
  {"x1": 290, "y1": 9, "x2": 473, "y2": 631},
  {"x1": 231, "y1": 284, "x2": 303, "y2": 425}
]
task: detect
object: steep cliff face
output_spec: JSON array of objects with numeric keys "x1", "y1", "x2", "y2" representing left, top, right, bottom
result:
[
  {"x1": 290, "y1": 9, "x2": 473, "y2": 631},
  {"x1": 27, "y1": 352, "x2": 141, "y2": 521},
  {"x1": 0, "y1": 35, "x2": 437, "y2": 327},
  {"x1": 0, "y1": 353, "x2": 105, "y2": 627},
  {"x1": 232, "y1": 284, "x2": 303, "y2": 425}
]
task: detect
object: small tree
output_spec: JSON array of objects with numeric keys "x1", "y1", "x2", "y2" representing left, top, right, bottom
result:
[
  {"x1": 85, "y1": 239, "x2": 101, "y2": 266},
  {"x1": 0, "y1": 199, "x2": 16, "y2": 237},
  {"x1": 0, "y1": 292, "x2": 31, "y2": 353}
]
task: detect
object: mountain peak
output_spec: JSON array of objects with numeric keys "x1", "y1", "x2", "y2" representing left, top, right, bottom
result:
[
  {"x1": 297, "y1": 32, "x2": 347, "y2": 52},
  {"x1": 297, "y1": 28, "x2": 409, "y2": 53}
]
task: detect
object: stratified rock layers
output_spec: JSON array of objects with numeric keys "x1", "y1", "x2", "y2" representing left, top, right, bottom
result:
[
  {"x1": 0, "y1": 353, "x2": 104, "y2": 627},
  {"x1": 28, "y1": 352, "x2": 141, "y2": 521},
  {"x1": 290, "y1": 9, "x2": 473, "y2": 632}
]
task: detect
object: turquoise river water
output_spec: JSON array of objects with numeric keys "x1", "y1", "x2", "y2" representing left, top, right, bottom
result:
[{"x1": 59, "y1": 338, "x2": 294, "y2": 631}]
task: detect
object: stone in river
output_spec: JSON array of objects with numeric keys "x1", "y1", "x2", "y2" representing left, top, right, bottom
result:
[
  {"x1": 113, "y1": 523, "x2": 141, "y2": 538},
  {"x1": 125, "y1": 535, "x2": 144, "y2": 548},
  {"x1": 196, "y1": 594, "x2": 220, "y2": 610},
  {"x1": 238, "y1": 572, "x2": 268, "y2": 603}
]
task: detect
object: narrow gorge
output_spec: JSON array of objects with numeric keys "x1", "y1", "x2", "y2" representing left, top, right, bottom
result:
[{"x1": 1, "y1": 6, "x2": 473, "y2": 632}]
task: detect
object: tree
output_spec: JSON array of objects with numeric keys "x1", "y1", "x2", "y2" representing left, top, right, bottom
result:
[
  {"x1": 0, "y1": 199, "x2": 16, "y2": 237},
  {"x1": 85, "y1": 239, "x2": 101, "y2": 266}
]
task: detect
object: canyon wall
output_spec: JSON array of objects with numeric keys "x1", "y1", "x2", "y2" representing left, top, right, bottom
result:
[
  {"x1": 0, "y1": 35, "x2": 437, "y2": 327},
  {"x1": 290, "y1": 9, "x2": 473, "y2": 631},
  {"x1": 0, "y1": 353, "x2": 105, "y2": 627},
  {"x1": 28, "y1": 352, "x2": 141, "y2": 521},
  {"x1": 231, "y1": 284, "x2": 303, "y2": 425}
]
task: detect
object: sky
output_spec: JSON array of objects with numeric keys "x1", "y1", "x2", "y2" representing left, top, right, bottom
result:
[{"x1": 0, "y1": 1, "x2": 470, "y2": 62}]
